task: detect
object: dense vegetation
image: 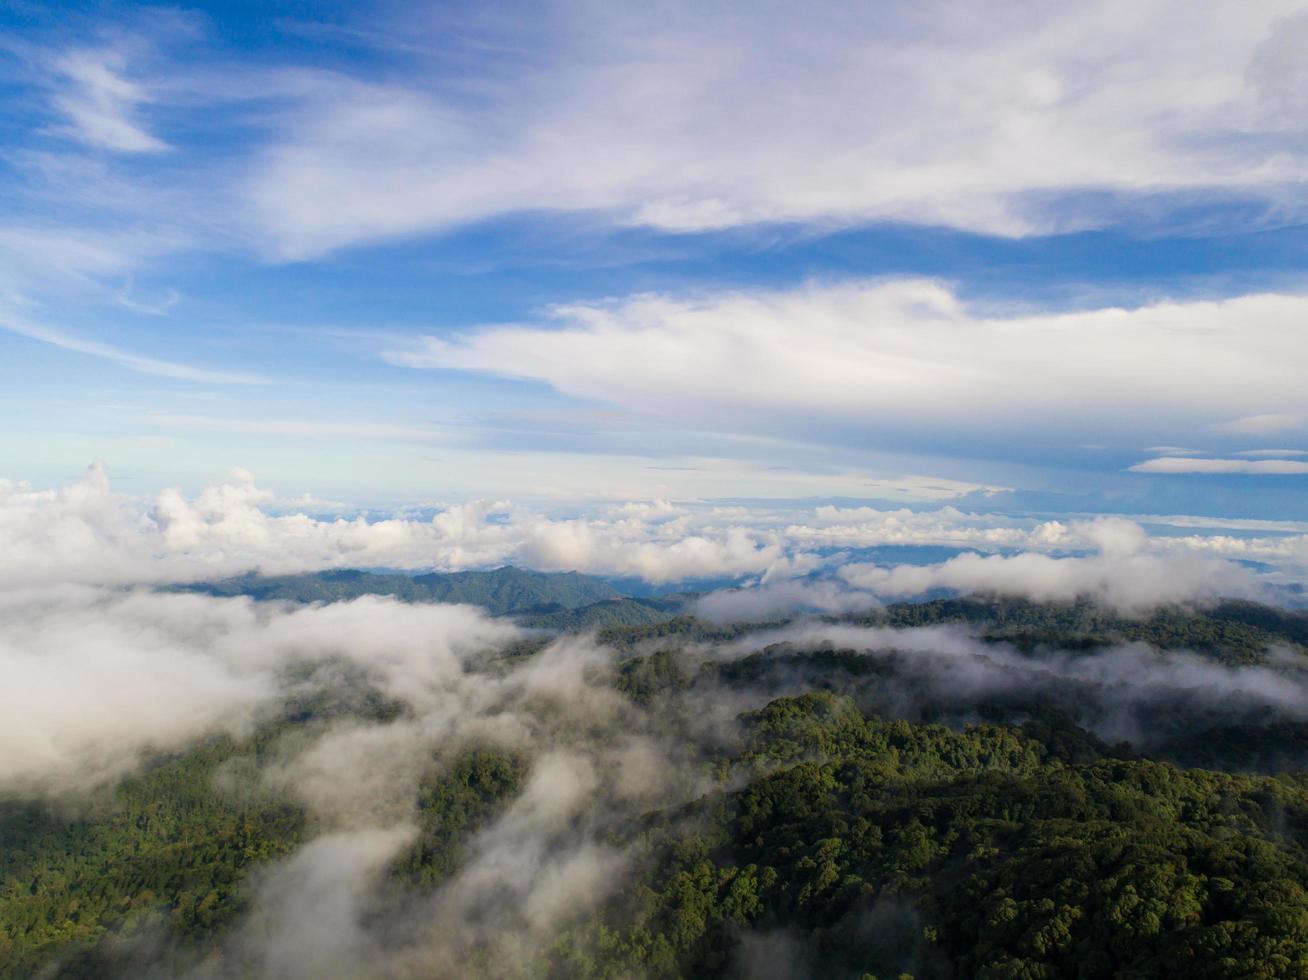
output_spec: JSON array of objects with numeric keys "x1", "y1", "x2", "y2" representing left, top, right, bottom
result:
[
  {"x1": 8, "y1": 594, "x2": 1308, "y2": 977},
  {"x1": 550, "y1": 691, "x2": 1308, "y2": 978},
  {"x1": 180, "y1": 568, "x2": 1308, "y2": 645},
  {"x1": 178, "y1": 566, "x2": 625, "y2": 612},
  {"x1": 867, "y1": 596, "x2": 1308, "y2": 665},
  {"x1": 177, "y1": 566, "x2": 695, "y2": 629},
  {"x1": 606, "y1": 595, "x2": 1308, "y2": 665},
  {"x1": 0, "y1": 735, "x2": 304, "y2": 977}
]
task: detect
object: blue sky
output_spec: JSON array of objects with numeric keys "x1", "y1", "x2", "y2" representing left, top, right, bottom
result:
[{"x1": 4, "y1": 0, "x2": 1308, "y2": 535}]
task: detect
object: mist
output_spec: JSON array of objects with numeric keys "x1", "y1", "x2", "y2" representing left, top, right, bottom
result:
[{"x1": 4, "y1": 572, "x2": 1305, "y2": 977}]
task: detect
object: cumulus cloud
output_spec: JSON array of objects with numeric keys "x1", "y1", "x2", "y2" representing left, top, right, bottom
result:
[
  {"x1": 391, "y1": 280, "x2": 1308, "y2": 457},
  {"x1": 841, "y1": 550, "x2": 1255, "y2": 614},
  {"x1": 839, "y1": 518, "x2": 1259, "y2": 614},
  {"x1": 6, "y1": 465, "x2": 1307, "y2": 605},
  {"x1": 701, "y1": 518, "x2": 1265, "y2": 620},
  {"x1": 696, "y1": 577, "x2": 880, "y2": 624},
  {"x1": 0, "y1": 464, "x2": 791, "y2": 587},
  {"x1": 517, "y1": 519, "x2": 785, "y2": 583},
  {"x1": 790, "y1": 504, "x2": 1063, "y2": 551}
]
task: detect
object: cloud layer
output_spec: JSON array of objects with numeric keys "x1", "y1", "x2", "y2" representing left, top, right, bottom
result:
[
  {"x1": 393, "y1": 280, "x2": 1308, "y2": 459},
  {"x1": 699, "y1": 517, "x2": 1264, "y2": 620},
  {"x1": 6, "y1": 465, "x2": 1307, "y2": 610},
  {"x1": 244, "y1": 1, "x2": 1308, "y2": 256},
  {"x1": 10, "y1": 579, "x2": 1308, "y2": 974},
  {"x1": 0, "y1": 464, "x2": 792, "y2": 587},
  {"x1": 0, "y1": 588, "x2": 515, "y2": 794}
]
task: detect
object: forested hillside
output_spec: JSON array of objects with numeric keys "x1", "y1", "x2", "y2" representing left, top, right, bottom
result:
[
  {"x1": 7, "y1": 597, "x2": 1308, "y2": 978},
  {"x1": 178, "y1": 566, "x2": 625, "y2": 613},
  {"x1": 175, "y1": 566, "x2": 695, "y2": 629}
]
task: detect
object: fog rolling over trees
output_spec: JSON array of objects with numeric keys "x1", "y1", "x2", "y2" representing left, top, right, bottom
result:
[
  {"x1": 10, "y1": 0, "x2": 1308, "y2": 976},
  {"x1": 5, "y1": 579, "x2": 1308, "y2": 978}
]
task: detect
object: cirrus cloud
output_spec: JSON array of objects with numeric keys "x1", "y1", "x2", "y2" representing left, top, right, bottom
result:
[{"x1": 246, "y1": 1, "x2": 1308, "y2": 257}]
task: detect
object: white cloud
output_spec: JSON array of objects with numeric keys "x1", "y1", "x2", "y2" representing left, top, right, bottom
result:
[
  {"x1": 115, "y1": 281, "x2": 181, "y2": 315},
  {"x1": 1129, "y1": 456, "x2": 1308, "y2": 474},
  {"x1": 0, "y1": 308, "x2": 266, "y2": 384},
  {"x1": 0, "y1": 464, "x2": 791, "y2": 587},
  {"x1": 1212, "y1": 413, "x2": 1306, "y2": 435},
  {"x1": 837, "y1": 517, "x2": 1260, "y2": 614},
  {"x1": 516, "y1": 519, "x2": 785, "y2": 583},
  {"x1": 696, "y1": 578, "x2": 879, "y2": 623},
  {"x1": 729, "y1": 622, "x2": 1308, "y2": 747},
  {"x1": 0, "y1": 227, "x2": 141, "y2": 280},
  {"x1": 4, "y1": 465, "x2": 1304, "y2": 605},
  {"x1": 0, "y1": 587, "x2": 516, "y2": 793},
  {"x1": 244, "y1": 1, "x2": 1308, "y2": 257},
  {"x1": 703, "y1": 516, "x2": 1266, "y2": 619},
  {"x1": 234, "y1": 826, "x2": 417, "y2": 980},
  {"x1": 790, "y1": 504, "x2": 1055, "y2": 551},
  {"x1": 392, "y1": 280, "x2": 1308, "y2": 453},
  {"x1": 51, "y1": 48, "x2": 168, "y2": 153}
]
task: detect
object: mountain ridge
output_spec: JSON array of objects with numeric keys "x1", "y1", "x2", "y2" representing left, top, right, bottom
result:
[{"x1": 171, "y1": 566, "x2": 697, "y2": 628}]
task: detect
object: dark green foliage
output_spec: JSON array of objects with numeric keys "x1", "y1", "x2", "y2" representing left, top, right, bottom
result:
[
  {"x1": 175, "y1": 566, "x2": 697, "y2": 627},
  {"x1": 551, "y1": 694, "x2": 1308, "y2": 979},
  {"x1": 0, "y1": 737, "x2": 531, "y2": 979},
  {"x1": 0, "y1": 736, "x2": 304, "y2": 978},
  {"x1": 598, "y1": 616, "x2": 782, "y2": 650},
  {"x1": 178, "y1": 566, "x2": 624, "y2": 615},
  {"x1": 518, "y1": 595, "x2": 693, "y2": 630},
  {"x1": 11, "y1": 596, "x2": 1308, "y2": 978},
  {"x1": 392, "y1": 747, "x2": 529, "y2": 889},
  {"x1": 173, "y1": 569, "x2": 1308, "y2": 661},
  {"x1": 613, "y1": 648, "x2": 696, "y2": 706},
  {"x1": 867, "y1": 597, "x2": 1308, "y2": 665}
]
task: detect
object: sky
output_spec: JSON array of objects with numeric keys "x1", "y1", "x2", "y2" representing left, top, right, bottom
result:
[{"x1": 5, "y1": 0, "x2": 1308, "y2": 593}]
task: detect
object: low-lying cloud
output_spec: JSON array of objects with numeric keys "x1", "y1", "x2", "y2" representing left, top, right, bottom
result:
[
  {"x1": 6, "y1": 466, "x2": 1306, "y2": 604},
  {"x1": 0, "y1": 588, "x2": 516, "y2": 794},
  {"x1": 699, "y1": 518, "x2": 1264, "y2": 620},
  {"x1": 7, "y1": 569, "x2": 1308, "y2": 976},
  {"x1": 0, "y1": 464, "x2": 791, "y2": 587},
  {"x1": 5, "y1": 465, "x2": 1304, "y2": 621},
  {"x1": 732, "y1": 621, "x2": 1308, "y2": 750}
]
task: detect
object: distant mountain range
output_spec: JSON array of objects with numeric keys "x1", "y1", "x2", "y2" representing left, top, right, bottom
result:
[{"x1": 173, "y1": 566, "x2": 697, "y2": 629}]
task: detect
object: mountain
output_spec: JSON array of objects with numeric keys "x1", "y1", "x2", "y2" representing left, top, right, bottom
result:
[
  {"x1": 176, "y1": 566, "x2": 700, "y2": 628},
  {"x1": 11, "y1": 598, "x2": 1308, "y2": 978},
  {"x1": 176, "y1": 566, "x2": 635, "y2": 618},
  {"x1": 515, "y1": 594, "x2": 695, "y2": 630}
]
